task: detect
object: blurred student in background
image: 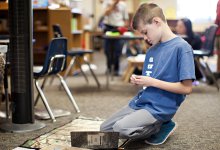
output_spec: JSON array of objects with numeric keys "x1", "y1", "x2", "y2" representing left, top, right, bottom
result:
[
  {"x1": 176, "y1": 18, "x2": 202, "y2": 50},
  {"x1": 215, "y1": 0, "x2": 220, "y2": 73},
  {"x1": 176, "y1": 18, "x2": 203, "y2": 84},
  {"x1": 102, "y1": 0, "x2": 129, "y2": 75}
]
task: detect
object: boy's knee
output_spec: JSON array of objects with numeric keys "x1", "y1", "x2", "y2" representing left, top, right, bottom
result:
[
  {"x1": 112, "y1": 121, "x2": 125, "y2": 133},
  {"x1": 113, "y1": 121, "x2": 132, "y2": 139}
]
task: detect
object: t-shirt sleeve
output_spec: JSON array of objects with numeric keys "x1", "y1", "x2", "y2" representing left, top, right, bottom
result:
[{"x1": 178, "y1": 46, "x2": 196, "y2": 81}]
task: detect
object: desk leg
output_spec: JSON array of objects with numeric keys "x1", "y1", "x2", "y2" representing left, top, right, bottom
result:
[
  {"x1": 4, "y1": 63, "x2": 9, "y2": 119},
  {"x1": 110, "y1": 40, "x2": 115, "y2": 81},
  {"x1": 124, "y1": 65, "x2": 135, "y2": 83},
  {"x1": 105, "y1": 39, "x2": 115, "y2": 88},
  {"x1": 111, "y1": 65, "x2": 114, "y2": 81},
  {"x1": 106, "y1": 68, "x2": 110, "y2": 89},
  {"x1": 122, "y1": 62, "x2": 131, "y2": 81}
]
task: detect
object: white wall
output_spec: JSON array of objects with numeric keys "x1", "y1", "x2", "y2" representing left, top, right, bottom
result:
[
  {"x1": 140, "y1": 0, "x2": 177, "y2": 19},
  {"x1": 139, "y1": 0, "x2": 216, "y2": 32}
]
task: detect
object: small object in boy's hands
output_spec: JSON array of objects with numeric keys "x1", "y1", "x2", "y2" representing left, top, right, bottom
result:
[{"x1": 131, "y1": 74, "x2": 137, "y2": 79}]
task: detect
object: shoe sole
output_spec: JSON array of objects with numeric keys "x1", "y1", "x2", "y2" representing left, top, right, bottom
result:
[{"x1": 145, "y1": 122, "x2": 178, "y2": 146}]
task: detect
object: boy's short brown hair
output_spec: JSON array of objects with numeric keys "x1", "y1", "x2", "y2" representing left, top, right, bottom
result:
[{"x1": 132, "y1": 3, "x2": 166, "y2": 30}]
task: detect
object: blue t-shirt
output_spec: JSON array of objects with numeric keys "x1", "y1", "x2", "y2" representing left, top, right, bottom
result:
[{"x1": 129, "y1": 37, "x2": 196, "y2": 121}]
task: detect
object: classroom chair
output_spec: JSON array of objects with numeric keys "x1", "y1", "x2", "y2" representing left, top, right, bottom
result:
[
  {"x1": 52, "y1": 24, "x2": 100, "y2": 88},
  {"x1": 193, "y1": 24, "x2": 219, "y2": 91},
  {"x1": 33, "y1": 38, "x2": 80, "y2": 122}
]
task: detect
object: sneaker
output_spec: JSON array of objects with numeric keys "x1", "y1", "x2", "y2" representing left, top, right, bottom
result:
[
  {"x1": 192, "y1": 80, "x2": 200, "y2": 86},
  {"x1": 145, "y1": 121, "x2": 177, "y2": 145}
]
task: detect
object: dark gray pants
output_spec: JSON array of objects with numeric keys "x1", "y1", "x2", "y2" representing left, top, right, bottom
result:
[{"x1": 100, "y1": 105, "x2": 162, "y2": 140}]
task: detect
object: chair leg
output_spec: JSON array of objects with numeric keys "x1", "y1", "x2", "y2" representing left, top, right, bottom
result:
[
  {"x1": 204, "y1": 62, "x2": 219, "y2": 91},
  {"x1": 83, "y1": 56, "x2": 101, "y2": 88},
  {"x1": 35, "y1": 79, "x2": 56, "y2": 122},
  {"x1": 49, "y1": 75, "x2": 56, "y2": 86},
  {"x1": 63, "y1": 56, "x2": 76, "y2": 81},
  {"x1": 196, "y1": 57, "x2": 219, "y2": 91},
  {"x1": 194, "y1": 57, "x2": 206, "y2": 79},
  {"x1": 56, "y1": 74, "x2": 80, "y2": 113},
  {"x1": 34, "y1": 77, "x2": 48, "y2": 106}
]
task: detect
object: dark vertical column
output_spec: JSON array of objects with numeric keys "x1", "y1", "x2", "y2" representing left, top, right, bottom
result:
[{"x1": 9, "y1": 0, "x2": 34, "y2": 123}]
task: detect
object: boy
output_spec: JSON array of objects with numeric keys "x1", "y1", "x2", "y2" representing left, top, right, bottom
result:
[{"x1": 100, "y1": 3, "x2": 195, "y2": 145}]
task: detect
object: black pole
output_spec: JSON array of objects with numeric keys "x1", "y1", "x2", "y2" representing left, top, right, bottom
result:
[
  {"x1": 9, "y1": 0, "x2": 34, "y2": 123},
  {"x1": 0, "y1": 0, "x2": 45, "y2": 132}
]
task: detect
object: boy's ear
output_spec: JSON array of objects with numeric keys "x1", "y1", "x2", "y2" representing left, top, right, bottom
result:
[{"x1": 152, "y1": 17, "x2": 162, "y2": 26}]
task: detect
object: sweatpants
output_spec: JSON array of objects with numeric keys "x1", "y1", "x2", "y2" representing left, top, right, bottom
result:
[{"x1": 100, "y1": 105, "x2": 162, "y2": 140}]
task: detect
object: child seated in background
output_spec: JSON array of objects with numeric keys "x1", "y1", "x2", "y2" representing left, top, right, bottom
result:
[
  {"x1": 175, "y1": 18, "x2": 203, "y2": 85},
  {"x1": 126, "y1": 40, "x2": 142, "y2": 57},
  {"x1": 175, "y1": 18, "x2": 202, "y2": 50}
]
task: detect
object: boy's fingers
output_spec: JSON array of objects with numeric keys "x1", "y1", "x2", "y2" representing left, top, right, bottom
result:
[
  {"x1": 130, "y1": 76, "x2": 135, "y2": 80},
  {"x1": 131, "y1": 74, "x2": 136, "y2": 79},
  {"x1": 130, "y1": 78, "x2": 135, "y2": 83},
  {"x1": 134, "y1": 75, "x2": 142, "y2": 79},
  {"x1": 134, "y1": 78, "x2": 143, "y2": 85},
  {"x1": 130, "y1": 76, "x2": 137, "y2": 82}
]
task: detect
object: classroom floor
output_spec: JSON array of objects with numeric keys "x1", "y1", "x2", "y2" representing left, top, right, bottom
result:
[{"x1": 0, "y1": 51, "x2": 220, "y2": 150}]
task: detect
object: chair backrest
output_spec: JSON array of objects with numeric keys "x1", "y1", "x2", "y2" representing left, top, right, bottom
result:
[
  {"x1": 40, "y1": 37, "x2": 67, "y2": 75},
  {"x1": 53, "y1": 24, "x2": 63, "y2": 38},
  {"x1": 201, "y1": 24, "x2": 218, "y2": 55}
]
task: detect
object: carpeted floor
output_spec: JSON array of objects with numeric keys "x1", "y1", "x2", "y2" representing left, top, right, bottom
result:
[
  {"x1": 0, "y1": 51, "x2": 220, "y2": 150},
  {"x1": 22, "y1": 116, "x2": 104, "y2": 149}
]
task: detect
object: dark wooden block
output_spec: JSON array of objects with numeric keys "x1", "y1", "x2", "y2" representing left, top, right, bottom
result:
[{"x1": 71, "y1": 131, "x2": 119, "y2": 149}]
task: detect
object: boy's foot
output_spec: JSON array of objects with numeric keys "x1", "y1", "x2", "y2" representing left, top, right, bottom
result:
[{"x1": 145, "y1": 121, "x2": 177, "y2": 145}]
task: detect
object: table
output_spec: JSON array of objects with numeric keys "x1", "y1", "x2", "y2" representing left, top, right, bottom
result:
[
  {"x1": 122, "y1": 55, "x2": 145, "y2": 82},
  {"x1": 102, "y1": 35, "x2": 143, "y2": 88}
]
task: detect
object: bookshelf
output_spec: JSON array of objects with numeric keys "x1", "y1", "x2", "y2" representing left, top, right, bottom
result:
[
  {"x1": 0, "y1": 2, "x2": 8, "y2": 34},
  {"x1": 0, "y1": 2, "x2": 87, "y2": 65},
  {"x1": 0, "y1": 2, "x2": 73, "y2": 65},
  {"x1": 71, "y1": 11, "x2": 83, "y2": 48}
]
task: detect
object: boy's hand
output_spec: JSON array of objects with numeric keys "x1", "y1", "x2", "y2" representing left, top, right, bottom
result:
[
  {"x1": 130, "y1": 74, "x2": 154, "y2": 87},
  {"x1": 130, "y1": 74, "x2": 137, "y2": 85}
]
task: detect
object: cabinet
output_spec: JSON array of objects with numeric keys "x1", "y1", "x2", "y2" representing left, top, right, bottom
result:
[
  {"x1": 0, "y1": 2, "x2": 9, "y2": 35},
  {"x1": 71, "y1": 11, "x2": 83, "y2": 48},
  {"x1": 33, "y1": 8, "x2": 72, "y2": 65}
]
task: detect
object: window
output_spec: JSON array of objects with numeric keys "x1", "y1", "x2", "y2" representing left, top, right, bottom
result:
[{"x1": 177, "y1": 0, "x2": 218, "y2": 23}]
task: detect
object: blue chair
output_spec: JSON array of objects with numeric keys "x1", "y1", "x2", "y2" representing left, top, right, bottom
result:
[
  {"x1": 53, "y1": 24, "x2": 100, "y2": 88},
  {"x1": 33, "y1": 38, "x2": 80, "y2": 122},
  {"x1": 193, "y1": 24, "x2": 219, "y2": 91}
]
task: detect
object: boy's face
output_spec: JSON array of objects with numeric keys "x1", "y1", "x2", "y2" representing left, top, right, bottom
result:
[{"x1": 137, "y1": 18, "x2": 162, "y2": 45}]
